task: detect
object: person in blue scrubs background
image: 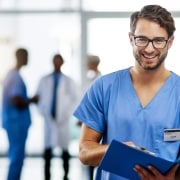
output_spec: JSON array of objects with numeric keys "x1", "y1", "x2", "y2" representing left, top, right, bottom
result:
[
  {"x1": 1, "y1": 48, "x2": 38, "y2": 180},
  {"x1": 73, "y1": 5, "x2": 180, "y2": 180}
]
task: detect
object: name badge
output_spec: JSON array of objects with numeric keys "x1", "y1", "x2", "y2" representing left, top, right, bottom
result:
[{"x1": 164, "y1": 129, "x2": 180, "y2": 141}]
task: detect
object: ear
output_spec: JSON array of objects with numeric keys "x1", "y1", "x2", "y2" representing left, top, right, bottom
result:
[
  {"x1": 167, "y1": 35, "x2": 174, "y2": 49},
  {"x1": 129, "y1": 32, "x2": 134, "y2": 46}
]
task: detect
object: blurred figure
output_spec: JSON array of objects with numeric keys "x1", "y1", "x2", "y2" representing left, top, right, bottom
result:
[
  {"x1": 83, "y1": 55, "x2": 101, "y2": 92},
  {"x1": 78, "y1": 55, "x2": 101, "y2": 180},
  {"x1": 77, "y1": 55, "x2": 101, "y2": 126},
  {"x1": 36, "y1": 54, "x2": 78, "y2": 180},
  {"x1": 1, "y1": 48, "x2": 38, "y2": 180}
]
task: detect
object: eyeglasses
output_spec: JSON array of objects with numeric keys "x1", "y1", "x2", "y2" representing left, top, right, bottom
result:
[{"x1": 133, "y1": 35, "x2": 169, "y2": 49}]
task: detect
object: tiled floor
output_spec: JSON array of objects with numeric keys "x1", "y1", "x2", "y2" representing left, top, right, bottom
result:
[{"x1": 0, "y1": 156, "x2": 90, "y2": 180}]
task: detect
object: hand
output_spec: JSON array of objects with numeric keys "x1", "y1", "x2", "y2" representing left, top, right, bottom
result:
[
  {"x1": 134, "y1": 164, "x2": 179, "y2": 180},
  {"x1": 77, "y1": 121, "x2": 82, "y2": 127},
  {"x1": 123, "y1": 141, "x2": 136, "y2": 147},
  {"x1": 29, "y1": 95, "x2": 39, "y2": 104}
]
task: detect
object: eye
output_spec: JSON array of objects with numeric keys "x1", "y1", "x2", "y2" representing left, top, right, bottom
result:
[
  {"x1": 153, "y1": 38, "x2": 165, "y2": 44},
  {"x1": 137, "y1": 38, "x2": 148, "y2": 43}
]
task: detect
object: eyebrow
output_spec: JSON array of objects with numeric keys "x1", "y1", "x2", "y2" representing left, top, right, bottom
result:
[{"x1": 134, "y1": 35, "x2": 167, "y2": 40}]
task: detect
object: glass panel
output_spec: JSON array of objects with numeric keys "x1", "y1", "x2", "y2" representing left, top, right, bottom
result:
[
  {"x1": 1, "y1": 0, "x2": 180, "y2": 11},
  {"x1": 0, "y1": 0, "x2": 80, "y2": 10},
  {"x1": 87, "y1": 18, "x2": 180, "y2": 76},
  {"x1": 87, "y1": 18, "x2": 133, "y2": 75},
  {"x1": 83, "y1": 0, "x2": 180, "y2": 11}
]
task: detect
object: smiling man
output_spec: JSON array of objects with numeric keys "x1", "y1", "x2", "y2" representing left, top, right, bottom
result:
[{"x1": 73, "y1": 5, "x2": 180, "y2": 180}]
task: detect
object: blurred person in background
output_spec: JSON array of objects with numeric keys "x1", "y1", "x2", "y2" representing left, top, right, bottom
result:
[
  {"x1": 1, "y1": 48, "x2": 38, "y2": 180},
  {"x1": 36, "y1": 53, "x2": 79, "y2": 180},
  {"x1": 83, "y1": 55, "x2": 101, "y2": 92},
  {"x1": 77, "y1": 55, "x2": 101, "y2": 180}
]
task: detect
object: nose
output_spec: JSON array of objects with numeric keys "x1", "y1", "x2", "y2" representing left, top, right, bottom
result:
[{"x1": 144, "y1": 41, "x2": 155, "y2": 52}]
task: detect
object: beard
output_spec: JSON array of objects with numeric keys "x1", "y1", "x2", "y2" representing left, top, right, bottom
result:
[{"x1": 134, "y1": 51, "x2": 168, "y2": 71}]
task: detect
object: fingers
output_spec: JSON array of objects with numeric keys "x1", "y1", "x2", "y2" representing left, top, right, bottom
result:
[
  {"x1": 134, "y1": 165, "x2": 155, "y2": 180},
  {"x1": 147, "y1": 165, "x2": 161, "y2": 176},
  {"x1": 166, "y1": 164, "x2": 179, "y2": 177},
  {"x1": 134, "y1": 164, "x2": 179, "y2": 180}
]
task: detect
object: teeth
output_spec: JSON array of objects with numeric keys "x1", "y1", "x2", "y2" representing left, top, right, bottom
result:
[{"x1": 144, "y1": 55, "x2": 156, "y2": 59}]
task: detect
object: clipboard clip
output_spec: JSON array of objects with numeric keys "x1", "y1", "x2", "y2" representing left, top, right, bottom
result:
[{"x1": 132, "y1": 145, "x2": 156, "y2": 156}]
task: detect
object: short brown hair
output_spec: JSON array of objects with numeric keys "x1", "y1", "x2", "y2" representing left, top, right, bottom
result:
[{"x1": 130, "y1": 5, "x2": 176, "y2": 38}]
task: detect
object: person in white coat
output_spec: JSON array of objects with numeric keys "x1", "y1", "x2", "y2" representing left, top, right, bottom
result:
[{"x1": 36, "y1": 54, "x2": 78, "y2": 180}]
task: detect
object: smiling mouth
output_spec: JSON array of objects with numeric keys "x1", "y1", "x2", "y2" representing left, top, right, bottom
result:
[
  {"x1": 142, "y1": 54, "x2": 158, "y2": 63},
  {"x1": 143, "y1": 54, "x2": 157, "y2": 59}
]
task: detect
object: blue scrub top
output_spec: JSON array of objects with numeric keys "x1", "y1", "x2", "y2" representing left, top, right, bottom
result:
[
  {"x1": 74, "y1": 68, "x2": 180, "y2": 180},
  {"x1": 2, "y1": 69, "x2": 31, "y2": 129}
]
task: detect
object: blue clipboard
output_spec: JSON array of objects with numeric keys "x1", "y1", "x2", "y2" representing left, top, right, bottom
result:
[{"x1": 99, "y1": 140, "x2": 179, "y2": 180}]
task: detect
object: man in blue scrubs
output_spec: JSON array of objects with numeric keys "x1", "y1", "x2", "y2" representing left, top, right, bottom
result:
[
  {"x1": 1, "y1": 48, "x2": 38, "y2": 180},
  {"x1": 74, "y1": 5, "x2": 180, "y2": 180}
]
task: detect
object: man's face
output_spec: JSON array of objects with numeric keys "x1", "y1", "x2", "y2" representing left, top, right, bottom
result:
[
  {"x1": 129, "y1": 18, "x2": 174, "y2": 71},
  {"x1": 20, "y1": 54, "x2": 28, "y2": 66},
  {"x1": 53, "y1": 57, "x2": 63, "y2": 71}
]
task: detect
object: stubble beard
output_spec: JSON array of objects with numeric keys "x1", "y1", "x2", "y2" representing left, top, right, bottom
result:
[{"x1": 134, "y1": 51, "x2": 168, "y2": 71}]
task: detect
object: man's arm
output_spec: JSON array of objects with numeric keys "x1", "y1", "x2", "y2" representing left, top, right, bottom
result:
[
  {"x1": 79, "y1": 123, "x2": 108, "y2": 166},
  {"x1": 12, "y1": 95, "x2": 38, "y2": 108}
]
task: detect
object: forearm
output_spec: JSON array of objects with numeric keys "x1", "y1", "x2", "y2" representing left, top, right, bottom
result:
[
  {"x1": 12, "y1": 95, "x2": 38, "y2": 108},
  {"x1": 79, "y1": 141, "x2": 108, "y2": 166},
  {"x1": 12, "y1": 96, "x2": 30, "y2": 108}
]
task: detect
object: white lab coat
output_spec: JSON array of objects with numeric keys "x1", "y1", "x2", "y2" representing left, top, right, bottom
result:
[{"x1": 36, "y1": 73, "x2": 79, "y2": 150}]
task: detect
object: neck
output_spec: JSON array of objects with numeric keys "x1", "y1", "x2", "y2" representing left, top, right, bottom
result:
[
  {"x1": 54, "y1": 70, "x2": 61, "y2": 73},
  {"x1": 15, "y1": 64, "x2": 22, "y2": 70},
  {"x1": 130, "y1": 66, "x2": 170, "y2": 85}
]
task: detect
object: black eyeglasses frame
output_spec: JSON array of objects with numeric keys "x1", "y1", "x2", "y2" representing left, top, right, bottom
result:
[{"x1": 133, "y1": 35, "x2": 169, "y2": 49}]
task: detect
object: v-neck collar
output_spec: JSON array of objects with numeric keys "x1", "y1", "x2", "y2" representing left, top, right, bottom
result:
[{"x1": 126, "y1": 69, "x2": 173, "y2": 109}]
